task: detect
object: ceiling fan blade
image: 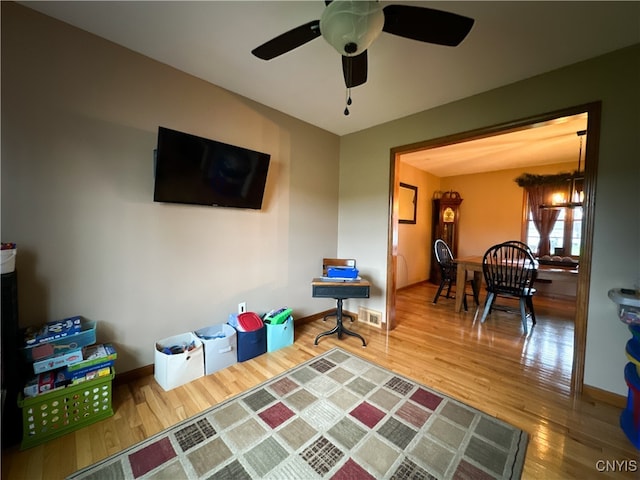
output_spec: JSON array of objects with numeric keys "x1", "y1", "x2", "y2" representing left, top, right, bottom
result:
[
  {"x1": 382, "y1": 5, "x2": 474, "y2": 47},
  {"x1": 252, "y1": 20, "x2": 321, "y2": 60},
  {"x1": 342, "y1": 51, "x2": 368, "y2": 88}
]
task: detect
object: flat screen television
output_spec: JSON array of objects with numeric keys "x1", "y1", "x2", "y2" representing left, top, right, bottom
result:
[{"x1": 153, "y1": 126, "x2": 271, "y2": 209}]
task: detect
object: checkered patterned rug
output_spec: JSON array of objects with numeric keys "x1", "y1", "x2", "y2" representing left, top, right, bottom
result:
[{"x1": 68, "y1": 348, "x2": 527, "y2": 479}]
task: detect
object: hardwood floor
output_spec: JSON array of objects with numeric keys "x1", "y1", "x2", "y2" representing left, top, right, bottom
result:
[{"x1": 2, "y1": 282, "x2": 638, "y2": 479}]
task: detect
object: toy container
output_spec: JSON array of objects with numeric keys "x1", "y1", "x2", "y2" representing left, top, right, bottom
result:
[
  {"x1": 195, "y1": 324, "x2": 237, "y2": 375},
  {"x1": 154, "y1": 332, "x2": 204, "y2": 391},
  {"x1": 22, "y1": 318, "x2": 97, "y2": 362},
  {"x1": 18, "y1": 369, "x2": 114, "y2": 450},
  {"x1": 265, "y1": 315, "x2": 294, "y2": 353}
]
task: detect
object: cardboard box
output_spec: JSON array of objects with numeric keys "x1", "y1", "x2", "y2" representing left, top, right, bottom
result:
[
  {"x1": 24, "y1": 316, "x2": 82, "y2": 346},
  {"x1": 23, "y1": 372, "x2": 56, "y2": 397},
  {"x1": 266, "y1": 315, "x2": 294, "y2": 352},
  {"x1": 154, "y1": 332, "x2": 204, "y2": 391},
  {"x1": 195, "y1": 324, "x2": 237, "y2": 375},
  {"x1": 57, "y1": 362, "x2": 115, "y2": 384},
  {"x1": 32, "y1": 348, "x2": 84, "y2": 374},
  {"x1": 67, "y1": 343, "x2": 117, "y2": 372},
  {"x1": 23, "y1": 319, "x2": 97, "y2": 362}
]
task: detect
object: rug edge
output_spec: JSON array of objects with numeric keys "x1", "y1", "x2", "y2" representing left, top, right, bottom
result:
[{"x1": 66, "y1": 347, "x2": 345, "y2": 479}]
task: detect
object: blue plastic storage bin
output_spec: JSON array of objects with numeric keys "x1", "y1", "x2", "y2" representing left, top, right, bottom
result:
[
  {"x1": 232, "y1": 325, "x2": 266, "y2": 362},
  {"x1": 266, "y1": 315, "x2": 294, "y2": 352}
]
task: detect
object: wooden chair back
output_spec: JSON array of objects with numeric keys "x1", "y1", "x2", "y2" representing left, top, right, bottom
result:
[
  {"x1": 482, "y1": 243, "x2": 538, "y2": 297},
  {"x1": 434, "y1": 239, "x2": 456, "y2": 279},
  {"x1": 502, "y1": 240, "x2": 535, "y2": 256}
]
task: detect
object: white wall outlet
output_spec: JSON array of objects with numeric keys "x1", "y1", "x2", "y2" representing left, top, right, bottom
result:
[
  {"x1": 238, "y1": 302, "x2": 247, "y2": 314},
  {"x1": 358, "y1": 307, "x2": 383, "y2": 328}
]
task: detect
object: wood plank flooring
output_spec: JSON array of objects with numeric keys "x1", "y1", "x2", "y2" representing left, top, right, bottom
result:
[{"x1": 2, "y1": 282, "x2": 638, "y2": 479}]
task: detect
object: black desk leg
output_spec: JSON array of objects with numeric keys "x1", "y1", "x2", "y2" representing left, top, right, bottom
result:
[{"x1": 314, "y1": 299, "x2": 366, "y2": 347}]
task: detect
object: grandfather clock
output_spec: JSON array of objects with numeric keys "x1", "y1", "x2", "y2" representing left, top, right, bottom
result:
[{"x1": 429, "y1": 191, "x2": 463, "y2": 283}]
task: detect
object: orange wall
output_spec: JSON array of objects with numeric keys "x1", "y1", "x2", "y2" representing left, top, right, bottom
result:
[
  {"x1": 441, "y1": 162, "x2": 575, "y2": 257},
  {"x1": 397, "y1": 163, "x2": 441, "y2": 288},
  {"x1": 396, "y1": 161, "x2": 575, "y2": 286}
]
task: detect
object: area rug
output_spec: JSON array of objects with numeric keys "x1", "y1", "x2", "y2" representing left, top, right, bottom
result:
[{"x1": 68, "y1": 348, "x2": 528, "y2": 480}]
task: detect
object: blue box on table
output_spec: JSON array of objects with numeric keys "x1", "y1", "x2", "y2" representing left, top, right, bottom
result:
[{"x1": 327, "y1": 266, "x2": 358, "y2": 279}]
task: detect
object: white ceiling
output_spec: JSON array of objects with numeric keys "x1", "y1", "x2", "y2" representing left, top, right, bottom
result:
[
  {"x1": 20, "y1": 1, "x2": 640, "y2": 138},
  {"x1": 400, "y1": 112, "x2": 588, "y2": 177}
]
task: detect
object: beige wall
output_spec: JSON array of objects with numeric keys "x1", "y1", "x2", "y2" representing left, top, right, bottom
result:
[
  {"x1": 1, "y1": 4, "x2": 341, "y2": 373},
  {"x1": 339, "y1": 45, "x2": 640, "y2": 396}
]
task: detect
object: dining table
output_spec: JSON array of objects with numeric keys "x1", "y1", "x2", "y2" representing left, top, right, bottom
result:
[{"x1": 454, "y1": 256, "x2": 484, "y2": 312}]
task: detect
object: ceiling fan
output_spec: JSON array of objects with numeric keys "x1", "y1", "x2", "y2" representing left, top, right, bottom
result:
[{"x1": 252, "y1": 1, "x2": 474, "y2": 112}]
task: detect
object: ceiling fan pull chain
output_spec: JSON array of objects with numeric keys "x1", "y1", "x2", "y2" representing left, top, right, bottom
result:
[{"x1": 344, "y1": 88, "x2": 352, "y2": 116}]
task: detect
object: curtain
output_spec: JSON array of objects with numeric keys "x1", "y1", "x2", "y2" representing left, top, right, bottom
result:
[{"x1": 526, "y1": 185, "x2": 561, "y2": 257}]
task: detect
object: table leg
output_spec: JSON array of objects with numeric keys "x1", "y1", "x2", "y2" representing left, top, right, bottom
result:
[
  {"x1": 455, "y1": 263, "x2": 466, "y2": 312},
  {"x1": 314, "y1": 298, "x2": 366, "y2": 347},
  {"x1": 472, "y1": 271, "x2": 483, "y2": 305},
  {"x1": 314, "y1": 323, "x2": 339, "y2": 344}
]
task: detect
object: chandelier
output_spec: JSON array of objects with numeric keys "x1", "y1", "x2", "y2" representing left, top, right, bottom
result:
[{"x1": 539, "y1": 129, "x2": 586, "y2": 209}]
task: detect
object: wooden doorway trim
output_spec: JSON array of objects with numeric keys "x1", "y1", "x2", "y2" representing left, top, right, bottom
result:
[{"x1": 386, "y1": 102, "x2": 602, "y2": 395}]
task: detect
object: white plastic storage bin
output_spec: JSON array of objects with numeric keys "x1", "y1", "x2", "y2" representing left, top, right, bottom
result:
[
  {"x1": 195, "y1": 324, "x2": 237, "y2": 375},
  {"x1": 154, "y1": 332, "x2": 204, "y2": 391}
]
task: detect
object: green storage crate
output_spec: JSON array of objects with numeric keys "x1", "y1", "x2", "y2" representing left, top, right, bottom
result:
[{"x1": 18, "y1": 369, "x2": 115, "y2": 450}]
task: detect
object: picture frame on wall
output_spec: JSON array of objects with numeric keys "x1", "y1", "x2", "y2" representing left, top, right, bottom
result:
[{"x1": 399, "y1": 183, "x2": 418, "y2": 224}]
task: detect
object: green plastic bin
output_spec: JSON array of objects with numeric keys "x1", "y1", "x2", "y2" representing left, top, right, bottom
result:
[{"x1": 18, "y1": 369, "x2": 114, "y2": 449}]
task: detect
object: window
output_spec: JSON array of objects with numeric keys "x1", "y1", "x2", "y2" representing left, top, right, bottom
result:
[{"x1": 525, "y1": 205, "x2": 582, "y2": 257}]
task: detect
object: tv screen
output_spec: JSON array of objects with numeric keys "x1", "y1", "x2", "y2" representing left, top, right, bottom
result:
[{"x1": 153, "y1": 127, "x2": 271, "y2": 209}]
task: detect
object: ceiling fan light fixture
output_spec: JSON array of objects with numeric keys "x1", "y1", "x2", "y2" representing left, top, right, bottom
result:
[{"x1": 320, "y1": 0, "x2": 384, "y2": 57}]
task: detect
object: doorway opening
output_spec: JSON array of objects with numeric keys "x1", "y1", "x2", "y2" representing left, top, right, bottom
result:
[{"x1": 386, "y1": 102, "x2": 601, "y2": 394}]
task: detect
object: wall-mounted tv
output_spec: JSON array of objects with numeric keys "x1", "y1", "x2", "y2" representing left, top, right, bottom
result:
[{"x1": 153, "y1": 126, "x2": 271, "y2": 210}]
